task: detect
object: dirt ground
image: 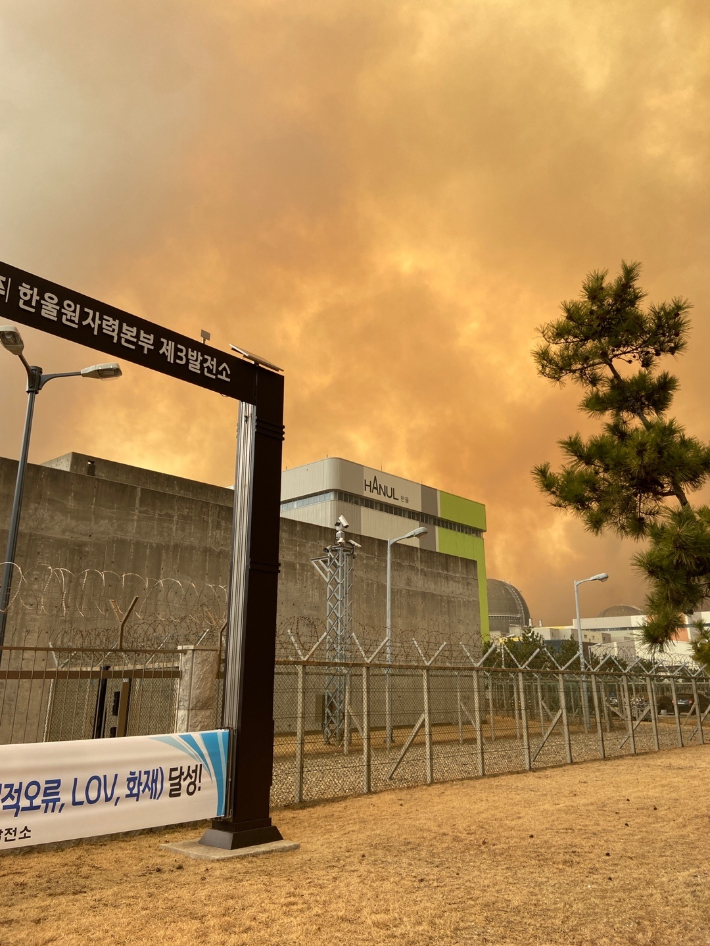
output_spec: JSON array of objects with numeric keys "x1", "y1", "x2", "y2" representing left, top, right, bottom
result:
[{"x1": 1, "y1": 746, "x2": 709, "y2": 946}]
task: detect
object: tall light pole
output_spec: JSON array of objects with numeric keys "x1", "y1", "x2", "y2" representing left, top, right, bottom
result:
[
  {"x1": 0, "y1": 325, "x2": 121, "y2": 647},
  {"x1": 573, "y1": 572, "x2": 608, "y2": 731},
  {"x1": 385, "y1": 525, "x2": 427, "y2": 746}
]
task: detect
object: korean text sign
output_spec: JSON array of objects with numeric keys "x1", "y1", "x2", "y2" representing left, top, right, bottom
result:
[
  {"x1": 0, "y1": 730, "x2": 228, "y2": 849},
  {"x1": 0, "y1": 260, "x2": 257, "y2": 403}
]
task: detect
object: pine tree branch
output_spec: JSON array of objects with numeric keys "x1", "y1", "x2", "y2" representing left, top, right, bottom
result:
[{"x1": 602, "y1": 356, "x2": 690, "y2": 508}]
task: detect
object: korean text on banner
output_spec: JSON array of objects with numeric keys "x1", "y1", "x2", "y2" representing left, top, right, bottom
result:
[{"x1": 0, "y1": 730, "x2": 229, "y2": 849}]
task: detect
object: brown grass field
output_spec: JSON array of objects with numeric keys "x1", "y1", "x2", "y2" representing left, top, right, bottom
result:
[{"x1": 1, "y1": 745, "x2": 709, "y2": 946}]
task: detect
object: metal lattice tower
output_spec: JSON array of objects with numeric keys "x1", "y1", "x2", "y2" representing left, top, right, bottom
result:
[{"x1": 311, "y1": 517, "x2": 358, "y2": 744}]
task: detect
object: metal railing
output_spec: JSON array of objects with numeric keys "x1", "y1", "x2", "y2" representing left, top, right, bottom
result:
[{"x1": 0, "y1": 645, "x2": 180, "y2": 745}]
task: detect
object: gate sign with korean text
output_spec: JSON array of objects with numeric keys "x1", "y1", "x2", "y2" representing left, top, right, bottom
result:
[
  {"x1": 0, "y1": 730, "x2": 228, "y2": 849},
  {"x1": 0, "y1": 260, "x2": 256, "y2": 402}
]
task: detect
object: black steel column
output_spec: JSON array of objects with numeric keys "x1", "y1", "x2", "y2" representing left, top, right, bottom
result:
[{"x1": 201, "y1": 367, "x2": 284, "y2": 850}]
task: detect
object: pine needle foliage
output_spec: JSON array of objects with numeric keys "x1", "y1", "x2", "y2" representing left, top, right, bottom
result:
[{"x1": 532, "y1": 262, "x2": 710, "y2": 663}]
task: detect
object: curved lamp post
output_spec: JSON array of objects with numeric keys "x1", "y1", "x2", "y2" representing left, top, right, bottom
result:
[
  {"x1": 0, "y1": 325, "x2": 121, "y2": 646},
  {"x1": 574, "y1": 572, "x2": 608, "y2": 731},
  {"x1": 385, "y1": 525, "x2": 428, "y2": 746}
]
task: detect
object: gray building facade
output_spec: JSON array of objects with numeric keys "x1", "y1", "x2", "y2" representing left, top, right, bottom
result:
[{"x1": 0, "y1": 452, "x2": 483, "y2": 658}]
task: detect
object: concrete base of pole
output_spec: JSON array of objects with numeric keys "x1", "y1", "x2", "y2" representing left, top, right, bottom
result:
[
  {"x1": 199, "y1": 821, "x2": 284, "y2": 850},
  {"x1": 162, "y1": 838, "x2": 299, "y2": 861}
]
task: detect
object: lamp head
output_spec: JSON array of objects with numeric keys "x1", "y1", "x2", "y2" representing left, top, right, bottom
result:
[
  {"x1": 591, "y1": 573, "x2": 609, "y2": 583},
  {"x1": 81, "y1": 363, "x2": 122, "y2": 380},
  {"x1": 0, "y1": 325, "x2": 24, "y2": 355},
  {"x1": 393, "y1": 527, "x2": 428, "y2": 544}
]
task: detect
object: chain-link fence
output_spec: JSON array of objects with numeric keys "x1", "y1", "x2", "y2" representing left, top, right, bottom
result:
[
  {"x1": 3, "y1": 637, "x2": 707, "y2": 810},
  {"x1": 2, "y1": 564, "x2": 708, "y2": 806},
  {"x1": 0, "y1": 644, "x2": 181, "y2": 745},
  {"x1": 269, "y1": 657, "x2": 710, "y2": 807}
]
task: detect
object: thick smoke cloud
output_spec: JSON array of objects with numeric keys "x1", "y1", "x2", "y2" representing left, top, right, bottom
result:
[{"x1": 1, "y1": 0, "x2": 709, "y2": 624}]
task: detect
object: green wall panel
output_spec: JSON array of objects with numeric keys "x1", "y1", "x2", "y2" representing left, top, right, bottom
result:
[
  {"x1": 438, "y1": 491, "x2": 487, "y2": 531},
  {"x1": 436, "y1": 529, "x2": 490, "y2": 642}
]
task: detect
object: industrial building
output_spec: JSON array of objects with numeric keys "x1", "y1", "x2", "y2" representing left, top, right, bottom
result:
[
  {"x1": 0, "y1": 449, "x2": 538, "y2": 744},
  {"x1": 536, "y1": 604, "x2": 702, "y2": 663},
  {"x1": 281, "y1": 458, "x2": 490, "y2": 637},
  {"x1": 0, "y1": 452, "x2": 484, "y2": 652},
  {"x1": 0, "y1": 450, "x2": 532, "y2": 655}
]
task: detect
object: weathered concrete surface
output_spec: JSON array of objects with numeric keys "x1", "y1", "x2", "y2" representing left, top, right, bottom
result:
[
  {"x1": 176, "y1": 646, "x2": 219, "y2": 732},
  {"x1": 161, "y1": 838, "x2": 300, "y2": 860},
  {"x1": 0, "y1": 453, "x2": 481, "y2": 655}
]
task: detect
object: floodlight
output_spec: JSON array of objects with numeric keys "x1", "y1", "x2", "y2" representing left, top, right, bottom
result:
[
  {"x1": 80, "y1": 363, "x2": 122, "y2": 380},
  {"x1": 229, "y1": 344, "x2": 283, "y2": 373},
  {"x1": 0, "y1": 325, "x2": 24, "y2": 355}
]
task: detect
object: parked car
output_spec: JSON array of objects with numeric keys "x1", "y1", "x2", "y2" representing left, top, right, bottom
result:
[
  {"x1": 608, "y1": 691, "x2": 709, "y2": 716},
  {"x1": 656, "y1": 692, "x2": 709, "y2": 714}
]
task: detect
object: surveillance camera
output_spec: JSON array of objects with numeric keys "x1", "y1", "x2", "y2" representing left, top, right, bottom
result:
[{"x1": 336, "y1": 515, "x2": 349, "y2": 530}]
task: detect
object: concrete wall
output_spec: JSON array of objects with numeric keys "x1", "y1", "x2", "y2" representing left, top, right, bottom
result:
[{"x1": 0, "y1": 454, "x2": 481, "y2": 656}]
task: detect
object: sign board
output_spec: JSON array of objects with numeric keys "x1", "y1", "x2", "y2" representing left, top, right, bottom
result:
[
  {"x1": 0, "y1": 730, "x2": 228, "y2": 848},
  {"x1": 0, "y1": 257, "x2": 284, "y2": 849},
  {"x1": 0, "y1": 260, "x2": 256, "y2": 402}
]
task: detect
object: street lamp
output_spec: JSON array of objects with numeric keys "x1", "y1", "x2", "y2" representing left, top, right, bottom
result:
[
  {"x1": 0, "y1": 325, "x2": 121, "y2": 646},
  {"x1": 573, "y1": 572, "x2": 608, "y2": 731},
  {"x1": 385, "y1": 525, "x2": 428, "y2": 746}
]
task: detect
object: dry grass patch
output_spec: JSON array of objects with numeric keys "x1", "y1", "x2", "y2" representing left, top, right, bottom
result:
[{"x1": 1, "y1": 746, "x2": 709, "y2": 945}]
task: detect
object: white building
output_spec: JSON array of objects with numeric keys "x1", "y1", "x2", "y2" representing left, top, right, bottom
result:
[{"x1": 535, "y1": 604, "x2": 703, "y2": 663}]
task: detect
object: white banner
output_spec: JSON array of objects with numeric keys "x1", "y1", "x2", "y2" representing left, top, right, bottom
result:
[{"x1": 0, "y1": 730, "x2": 229, "y2": 849}]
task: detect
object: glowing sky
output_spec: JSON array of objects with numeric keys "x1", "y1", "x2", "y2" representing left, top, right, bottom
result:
[{"x1": 1, "y1": 1, "x2": 709, "y2": 624}]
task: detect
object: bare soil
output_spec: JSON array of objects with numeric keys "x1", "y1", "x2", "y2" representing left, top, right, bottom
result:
[{"x1": 1, "y1": 745, "x2": 709, "y2": 946}]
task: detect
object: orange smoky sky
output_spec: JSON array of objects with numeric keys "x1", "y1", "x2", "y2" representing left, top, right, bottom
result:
[{"x1": 1, "y1": 0, "x2": 709, "y2": 625}]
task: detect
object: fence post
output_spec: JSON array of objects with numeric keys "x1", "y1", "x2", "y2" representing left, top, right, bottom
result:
[
  {"x1": 621, "y1": 674, "x2": 636, "y2": 754},
  {"x1": 601, "y1": 680, "x2": 611, "y2": 733},
  {"x1": 536, "y1": 675, "x2": 545, "y2": 739},
  {"x1": 472, "y1": 669, "x2": 484, "y2": 777},
  {"x1": 487, "y1": 674, "x2": 495, "y2": 741},
  {"x1": 669, "y1": 677, "x2": 683, "y2": 748},
  {"x1": 362, "y1": 665, "x2": 371, "y2": 794},
  {"x1": 385, "y1": 665, "x2": 393, "y2": 750},
  {"x1": 513, "y1": 675, "x2": 521, "y2": 740},
  {"x1": 344, "y1": 671, "x2": 351, "y2": 756},
  {"x1": 646, "y1": 675, "x2": 660, "y2": 752},
  {"x1": 456, "y1": 672, "x2": 463, "y2": 745},
  {"x1": 558, "y1": 674, "x2": 572, "y2": 764},
  {"x1": 423, "y1": 668, "x2": 433, "y2": 785},
  {"x1": 518, "y1": 672, "x2": 531, "y2": 771},
  {"x1": 294, "y1": 663, "x2": 306, "y2": 804},
  {"x1": 590, "y1": 672, "x2": 605, "y2": 759},
  {"x1": 691, "y1": 677, "x2": 704, "y2": 745}
]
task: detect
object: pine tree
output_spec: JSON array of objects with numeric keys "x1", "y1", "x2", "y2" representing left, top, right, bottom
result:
[
  {"x1": 532, "y1": 262, "x2": 710, "y2": 663},
  {"x1": 500, "y1": 628, "x2": 547, "y2": 667}
]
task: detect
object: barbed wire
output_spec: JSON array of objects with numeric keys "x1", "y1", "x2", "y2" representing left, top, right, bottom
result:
[
  {"x1": 2, "y1": 564, "x2": 482, "y2": 657},
  {"x1": 2, "y1": 563, "x2": 702, "y2": 674},
  {"x1": 1, "y1": 563, "x2": 228, "y2": 649},
  {"x1": 274, "y1": 615, "x2": 483, "y2": 666}
]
